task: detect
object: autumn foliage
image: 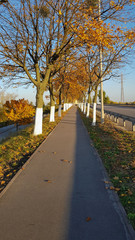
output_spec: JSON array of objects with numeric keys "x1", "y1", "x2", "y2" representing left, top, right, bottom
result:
[{"x1": 4, "y1": 99, "x2": 35, "y2": 129}]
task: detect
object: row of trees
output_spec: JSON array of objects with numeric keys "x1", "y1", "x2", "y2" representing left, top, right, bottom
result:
[{"x1": 0, "y1": 0, "x2": 135, "y2": 134}]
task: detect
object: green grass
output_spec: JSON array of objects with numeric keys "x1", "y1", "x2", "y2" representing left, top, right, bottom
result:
[
  {"x1": 79, "y1": 109, "x2": 135, "y2": 229},
  {"x1": 0, "y1": 112, "x2": 64, "y2": 193}
]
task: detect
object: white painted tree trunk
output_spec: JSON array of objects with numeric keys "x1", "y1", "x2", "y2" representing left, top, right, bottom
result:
[
  {"x1": 81, "y1": 103, "x2": 83, "y2": 112},
  {"x1": 58, "y1": 104, "x2": 62, "y2": 117},
  {"x1": 92, "y1": 103, "x2": 96, "y2": 126},
  {"x1": 50, "y1": 106, "x2": 55, "y2": 122},
  {"x1": 83, "y1": 103, "x2": 86, "y2": 114},
  {"x1": 63, "y1": 103, "x2": 66, "y2": 112},
  {"x1": 86, "y1": 103, "x2": 90, "y2": 118},
  {"x1": 33, "y1": 108, "x2": 43, "y2": 135}
]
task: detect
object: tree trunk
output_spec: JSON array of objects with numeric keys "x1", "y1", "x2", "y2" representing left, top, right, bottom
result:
[
  {"x1": 81, "y1": 102, "x2": 83, "y2": 112},
  {"x1": 86, "y1": 92, "x2": 91, "y2": 118},
  {"x1": 50, "y1": 92, "x2": 55, "y2": 122},
  {"x1": 63, "y1": 103, "x2": 66, "y2": 112},
  {"x1": 86, "y1": 103, "x2": 90, "y2": 118},
  {"x1": 83, "y1": 102, "x2": 86, "y2": 114},
  {"x1": 63, "y1": 96, "x2": 67, "y2": 112},
  {"x1": 33, "y1": 87, "x2": 44, "y2": 135},
  {"x1": 58, "y1": 88, "x2": 62, "y2": 117},
  {"x1": 92, "y1": 86, "x2": 98, "y2": 126}
]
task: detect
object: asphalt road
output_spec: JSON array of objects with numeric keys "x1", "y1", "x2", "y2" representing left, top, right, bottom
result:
[
  {"x1": 0, "y1": 114, "x2": 48, "y2": 143},
  {"x1": 0, "y1": 106, "x2": 134, "y2": 240},
  {"x1": 96, "y1": 105, "x2": 135, "y2": 131},
  {"x1": 97, "y1": 105, "x2": 135, "y2": 118},
  {"x1": 0, "y1": 124, "x2": 31, "y2": 142}
]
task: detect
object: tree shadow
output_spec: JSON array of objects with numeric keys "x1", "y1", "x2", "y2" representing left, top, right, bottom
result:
[{"x1": 66, "y1": 109, "x2": 128, "y2": 240}]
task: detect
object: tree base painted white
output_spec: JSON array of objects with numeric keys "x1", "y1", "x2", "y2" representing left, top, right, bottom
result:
[
  {"x1": 63, "y1": 103, "x2": 73, "y2": 112},
  {"x1": 81, "y1": 103, "x2": 83, "y2": 112},
  {"x1": 58, "y1": 105, "x2": 62, "y2": 117},
  {"x1": 50, "y1": 106, "x2": 55, "y2": 122},
  {"x1": 86, "y1": 103, "x2": 90, "y2": 117},
  {"x1": 33, "y1": 108, "x2": 43, "y2": 135},
  {"x1": 92, "y1": 103, "x2": 96, "y2": 126},
  {"x1": 83, "y1": 103, "x2": 86, "y2": 114},
  {"x1": 63, "y1": 103, "x2": 66, "y2": 112}
]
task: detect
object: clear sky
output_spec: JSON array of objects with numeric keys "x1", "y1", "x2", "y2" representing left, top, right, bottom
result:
[
  {"x1": 0, "y1": 56, "x2": 135, "y2": 105},
  {"x1": 1, "y1": 63, "x2": 135, "y2": 105},
  {"x1": 0, "y1": 1, "x2": 135, "y2": 104},
  {"x1": 103, "y1": 61, "x2": 135, "y2": 103}
]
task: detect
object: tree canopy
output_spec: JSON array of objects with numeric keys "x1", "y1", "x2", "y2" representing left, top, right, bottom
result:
[{"x1": 0, "y1": 0, "x2": 135, "y2": 134}]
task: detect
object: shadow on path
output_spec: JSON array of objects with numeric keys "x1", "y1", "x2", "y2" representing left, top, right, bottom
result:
[{"x1": 67, "y1": 109, "x2": 132, "y2": 240}]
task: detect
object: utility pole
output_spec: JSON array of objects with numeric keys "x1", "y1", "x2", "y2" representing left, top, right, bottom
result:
[
  {"x1": 99, "y1": 0, "x2": 104, "y2": 123},
  {"x1": 121, "y1": 73, "x2": 124, "y2": 103}
]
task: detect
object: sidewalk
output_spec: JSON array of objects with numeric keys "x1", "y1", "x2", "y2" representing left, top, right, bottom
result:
[{"x1": 0, "y1": 106, "x2": 135, "y2": 240}]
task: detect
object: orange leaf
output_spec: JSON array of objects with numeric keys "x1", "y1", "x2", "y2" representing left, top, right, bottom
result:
[{"x1": 86, "y1": 217, "x2": 91, "y2": 222}]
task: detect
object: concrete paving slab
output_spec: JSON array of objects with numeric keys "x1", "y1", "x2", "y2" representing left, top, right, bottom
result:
[{"x1": 0, "y1": 106, "x2": 135, "y2": 240}]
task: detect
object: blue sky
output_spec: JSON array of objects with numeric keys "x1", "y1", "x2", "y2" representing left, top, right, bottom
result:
[
  {"x1": 1, "y1": 64, "x2": 135, "y2": 104},
  {"x1": 103, "y1": 62, "x2": 135, "y2": 103},
  {"x1": 1, "y1": 54, "x2": 135, "y2": 104},
  {"x1": 0, "y1": 1, "x2": 135, "y2": 104}
]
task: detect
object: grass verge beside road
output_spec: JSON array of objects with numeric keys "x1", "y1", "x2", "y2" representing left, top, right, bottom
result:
[
  {"x1": 79, "y1": 109, "x2": 135, "y2": 230},
  {"x1": 0, "y1": 113, "x2": 63, "y2": 194}
]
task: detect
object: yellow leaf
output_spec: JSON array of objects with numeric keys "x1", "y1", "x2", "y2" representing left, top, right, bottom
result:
[
  {"x1": 59, "y1": 10, "x2": 62, "y2": 15},
  {"x1": 1, "y1": 181, "x2": 5, "y2": 185}
]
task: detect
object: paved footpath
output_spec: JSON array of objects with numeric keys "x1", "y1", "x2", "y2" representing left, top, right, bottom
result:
[{"x1": 0, "y1": 106, "x2": 135, "y2": 240}]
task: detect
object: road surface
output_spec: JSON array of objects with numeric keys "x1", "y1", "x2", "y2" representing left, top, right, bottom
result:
[
  {"x1": 96, "y1": 105, "x2": 135, "y2": 131},
  {"x1": 0, "y1": 124, "x2": 31, "y2": 142},
  {"x1": 0, "y1": 114, "x2": 48, "y2": 142},
  {"x1": 97, "y1": 105, "x2": 135, "y2": 118}
]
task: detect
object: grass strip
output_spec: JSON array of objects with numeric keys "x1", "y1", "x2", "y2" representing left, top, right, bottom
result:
[
  {"x1": 0, "y1": 112, "x2": 64, "y2": 193},
  {"x1": 79, "y1": 109, "x2": 135, "y2": 229}
]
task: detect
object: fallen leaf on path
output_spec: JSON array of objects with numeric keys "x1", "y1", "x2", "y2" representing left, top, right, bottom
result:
[
  {"x1": 52, "y1": 152, "x2": 57, "y2": 154},
  {"x1": 45, "y1": 180, "x2": 52, "y2": 183},
  {"x1": 61, "y1": 159, "x2": 72, "y2": 164},
  {"x1": 86, "y1": 217, "x2": 91, "y2": 222},
  {"x1": 38, "y1": 150, "x2": 46, "y2": 153}
]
